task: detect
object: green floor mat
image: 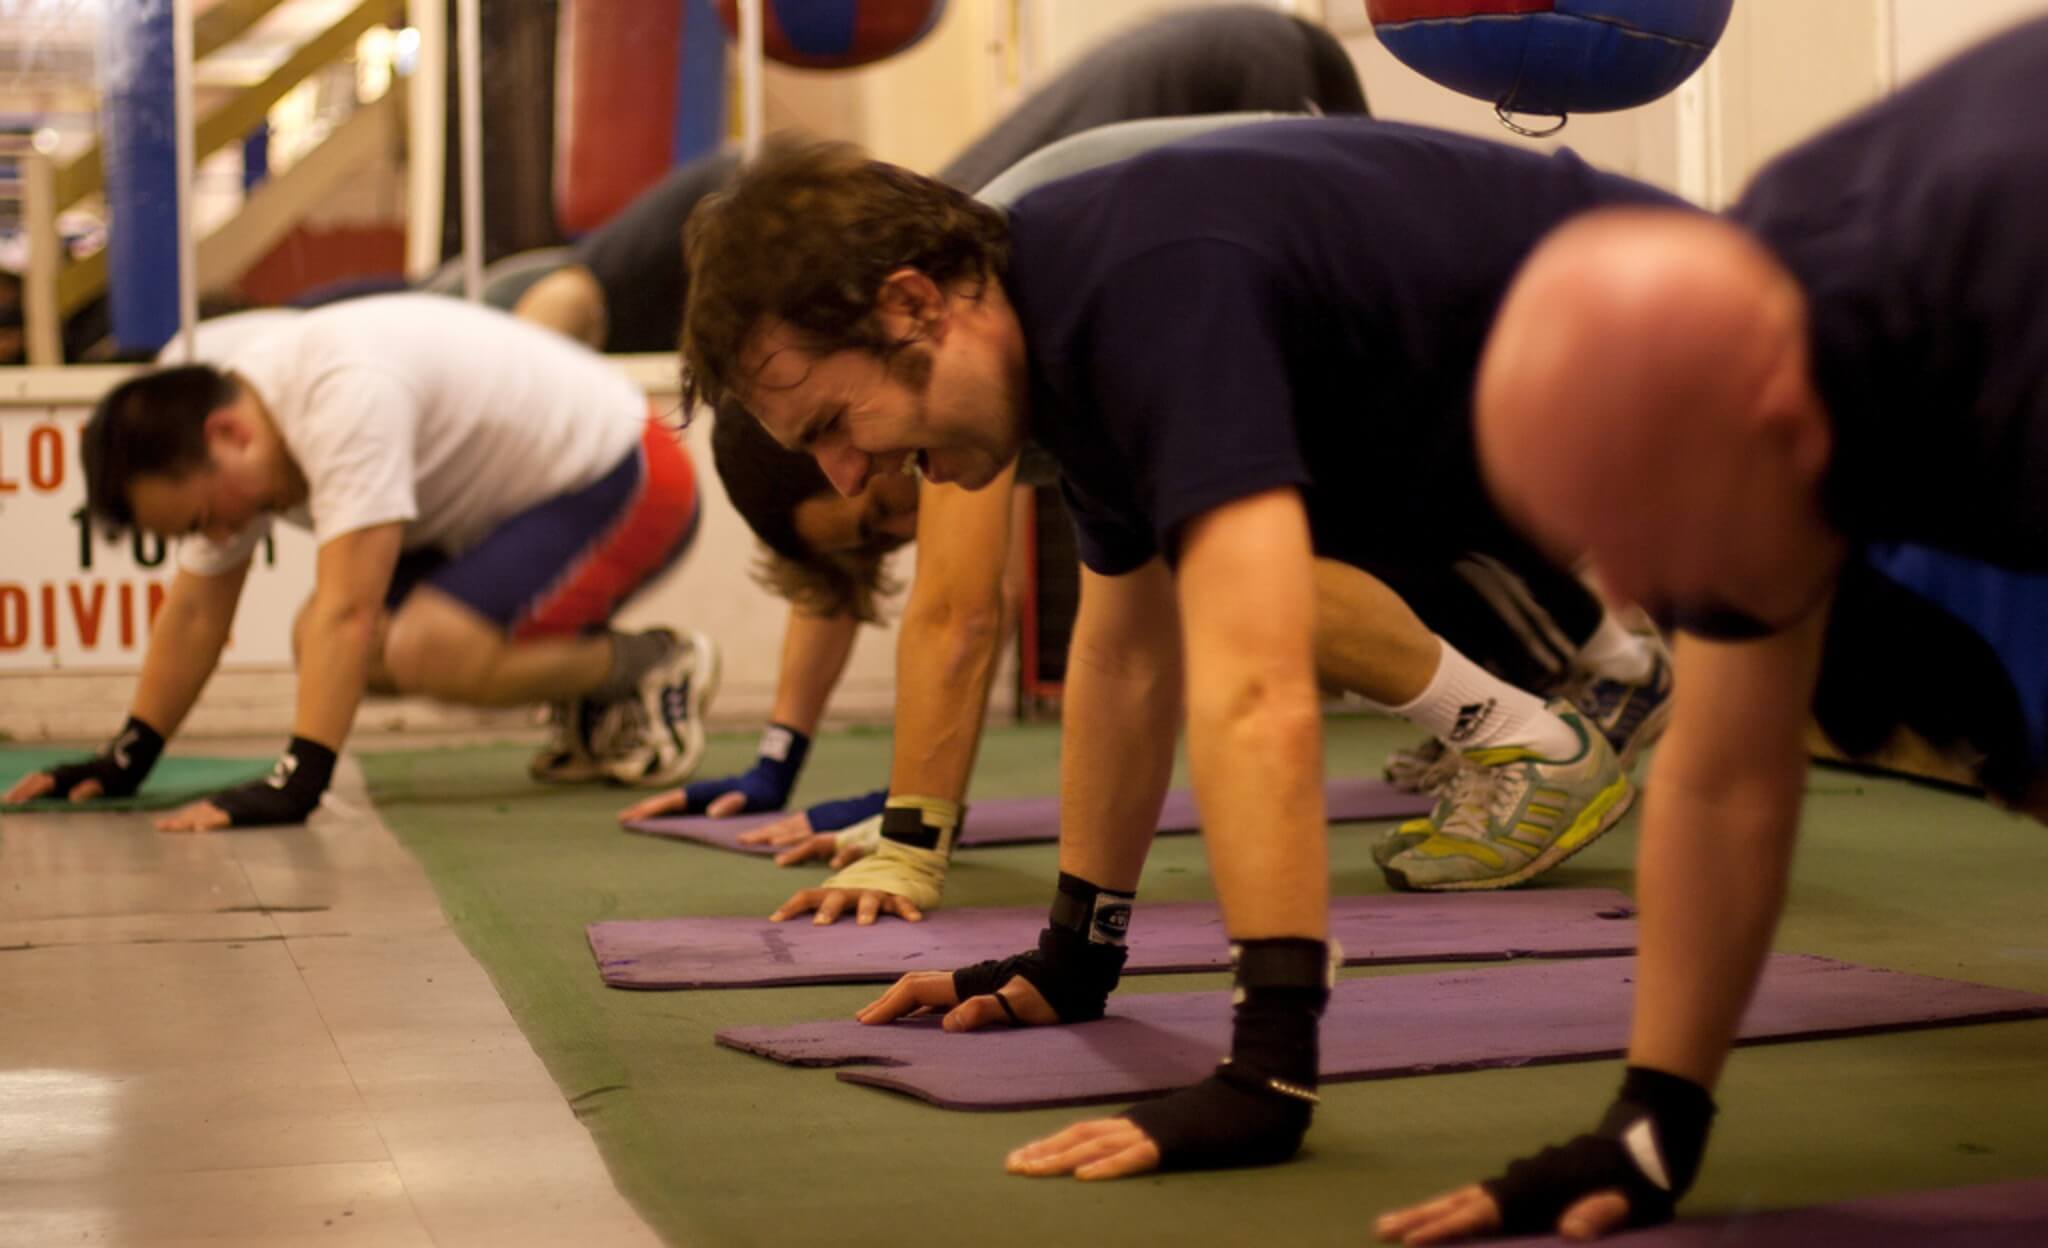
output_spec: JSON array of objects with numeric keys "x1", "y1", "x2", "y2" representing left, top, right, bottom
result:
[
  {"x1": 1, "y1": 746, "x2": 273, "y2": 812},
  {"x1": 360, "y1": 717, "x2": 2048, "y2": 1247}
]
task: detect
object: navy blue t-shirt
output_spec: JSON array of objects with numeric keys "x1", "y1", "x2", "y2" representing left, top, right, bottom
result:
[
  {"x1": 1004, "y1": 118, "x2": 1679, "y2": 575},
  {"x1": 1732, "y1": 17, "x2": 2048, "y2": 570}
]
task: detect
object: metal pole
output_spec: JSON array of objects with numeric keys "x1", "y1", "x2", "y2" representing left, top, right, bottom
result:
[
  {"x1": 455, "y1": 0, "x2": 485, "y2": 300},
  {"x1": 738, "y1": 0, "x2": 764, "y2": 159},
  {"x1": 21, "y1": 150, "x2": 63, "y2": 367},
  {"x1": 172, "y1": 0, "x2": 198, "y2": 361},
  {"x1": 404, "y1": 0, "x2": 448, "y2": 279}
]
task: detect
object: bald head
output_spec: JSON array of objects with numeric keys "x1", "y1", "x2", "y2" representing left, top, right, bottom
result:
[{"x1": 1477, "y1": 208, "x2": 1843, "y2": 634}]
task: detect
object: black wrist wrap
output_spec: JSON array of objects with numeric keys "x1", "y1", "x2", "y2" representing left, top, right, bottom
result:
[
  {"x1": 1121, "y1": 937, "x2": 1334, "y2": 1171},
  {"x1": 951, "y1": 872, "x2": 1132, "y2": 1022},
  {"x1": 211, "y1": 737, "x2": 338, "y2": 826},
  {"x1": 1047, "y1": 871, "x2": 1134, "y2": 946},
  {"x1": 879, "y1": 800, "x2": 962, "y2": 856},
  {"x1": 1483, "y1": 1065, "x2": 1717, "y2": 1233},
  {"x1": 48, "y1": 715, "x2": 165, "y2": 798}
]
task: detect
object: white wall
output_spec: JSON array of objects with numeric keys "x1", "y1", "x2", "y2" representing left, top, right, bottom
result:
[{"x1": 1891, "y1": 0, "x2": 2048, "y2": 82}]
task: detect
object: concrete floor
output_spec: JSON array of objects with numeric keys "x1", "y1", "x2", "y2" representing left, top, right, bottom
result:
[{"x1": 0, "y1": 752, "x2": 659, "y2": 1248}]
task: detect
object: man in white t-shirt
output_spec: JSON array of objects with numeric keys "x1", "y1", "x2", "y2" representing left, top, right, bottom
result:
[{"x1": 3, "y1": 295, "x2": 717, "y2": 828}]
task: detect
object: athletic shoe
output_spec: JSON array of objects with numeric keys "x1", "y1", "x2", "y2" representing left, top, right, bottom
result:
[
  {"x1": 603, "y1": 629, "x2": 721, "y2": 787},
  {"x1": 1564, "y1": 635, "x2": 1676, "y2": 771},
  {"x1": 527, "y1": 699, "x2": 606, "y2": 783},
  {"x1": 1380, "y1": 703, "x2": 1634, "y2": 892},
  {"x1": 1383, "y1": 735, "x2": 1462, "y2": 796}
]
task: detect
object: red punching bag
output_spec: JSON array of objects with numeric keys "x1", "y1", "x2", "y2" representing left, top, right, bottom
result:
[
  {"x1": 557, "y1": 0, "x2": 684, "y2": 235},
  {"x1": 716, "y1": 0, "x2": 945, "y2": 70}
]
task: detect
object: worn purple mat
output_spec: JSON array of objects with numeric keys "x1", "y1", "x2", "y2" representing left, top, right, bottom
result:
[
  {"x1": 1502, "y1": 1178, "x2": 2048, "y2": 1247},
  {"x1": 590, "y1": 888, "x2": 1638, "y2": 989},
  {"x1": 623, "y1": 777, "x2": 1434, "y2": 855},
  {"x1": 715, "y1": 954, "x2": 2048, "y2": 1111}
]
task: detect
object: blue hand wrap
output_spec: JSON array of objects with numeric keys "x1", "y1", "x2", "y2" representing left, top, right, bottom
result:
[
  {"x1": 680, "y1": 723, "x2": 810, "y2": 813},
  {"x1": 804, "y1": 786, "x2": 888, "y2": 832}
]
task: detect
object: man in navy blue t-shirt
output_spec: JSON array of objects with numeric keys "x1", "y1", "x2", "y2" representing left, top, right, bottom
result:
[
  {"x1": 680, "y1": 119, "x2": 1676, "y2": 1184},
  {"x1": 1381, "y1": 19, "x2": 2048, "y2": 1246}
]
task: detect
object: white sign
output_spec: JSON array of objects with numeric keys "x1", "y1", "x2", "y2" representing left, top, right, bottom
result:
[{"x1": 0, "y1": 405, "x2": 316, "y2": 671}]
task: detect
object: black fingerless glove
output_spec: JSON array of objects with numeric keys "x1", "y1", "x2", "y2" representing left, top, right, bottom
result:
[
  {"x1": 952, "y1": 872, "x2": 1133, "y2": 1022},
  {"x1": 1483, "y1": 1065, "x2": 1717, "y2": 1233},
  {"x1": 1123, "y1": 937, "x2": 1333, "y2": 1171},
  {"x1": 209, "y1": 737, "x2": 338, "y2": 827},
  {"x1": 46, "y1": 716, "x2": 165, "y2": 799},
  {"x1": 680, "y1": 723, "x2": 809, "y2": 813}
]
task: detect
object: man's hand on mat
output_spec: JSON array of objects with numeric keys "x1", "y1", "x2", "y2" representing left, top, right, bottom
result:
[
  {"x1": 768, "y1": 833, "x2": 864, "y2": 868},
  {"x1": 1005, "y1": 1119, "x2": 1162, "y2": 1181},
  {"x1": 616, "y1": 787, "x2": 750, "y2": 822},
  {"x1": 856, "y1": 970, "x2": 1058, "y2": 1031},
  {"x1": 155, "y1": 798, "x2": 233, "y2": 833},
  {"x1": 1374, "y1": 1184, "x2": 1628, "y2": 1244},
  {"x1": 734, "y1": 810, "x2": 821, "y2": 846},
  {"x1": 770, "y1": 885, "x2": 923, "y2": 926},
  {"x1": 4, "y1": 771, "x2": 99, "y2": 802}
]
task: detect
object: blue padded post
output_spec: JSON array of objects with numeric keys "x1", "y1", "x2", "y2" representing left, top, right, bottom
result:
[
  {"x1": 242, "y1": 125, "x2": 270, "y2": 192},
  {"x1": 99, "y1": 0, "x2": 181, "y2": 354},
  {"x1": 672, "y1": 0, "x2": 727, "y2": 166}
]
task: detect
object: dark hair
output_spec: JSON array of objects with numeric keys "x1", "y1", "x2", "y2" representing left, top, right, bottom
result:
[
  {"x1": 82, "y1": 364, "x2": 236, "y2": 533},
  {"x1": 679, "y1": 132, "x2": 1011, "y2": 415},
  {"x1": 710, "y1": 402, "x2": 898, "y2": 621}
]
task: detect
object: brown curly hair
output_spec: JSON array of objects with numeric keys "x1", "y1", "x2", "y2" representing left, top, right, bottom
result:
[{"x1": 680, "y1": 132, "x2": 1011, "y2": 417}]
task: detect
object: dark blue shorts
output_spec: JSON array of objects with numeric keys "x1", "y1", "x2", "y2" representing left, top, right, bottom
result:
[{"x1": 385, "y1": 419, "x2": 699, "y2": 637}]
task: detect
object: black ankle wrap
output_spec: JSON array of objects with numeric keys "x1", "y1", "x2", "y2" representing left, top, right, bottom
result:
[
  {"x1": 1122, "y1": 937, "x2": 1333, "y2": 1170},
  {"x1": 951, "y1": 872, "x2": 1132, "y2": 1022}
]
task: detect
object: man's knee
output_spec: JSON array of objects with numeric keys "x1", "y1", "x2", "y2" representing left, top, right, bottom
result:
[
  {"x1": 383, "y1": 599, "x2": 497, "y2": 700},
  {"x1": 513, "y1": 265, "x2": 608, "y2": 350}
]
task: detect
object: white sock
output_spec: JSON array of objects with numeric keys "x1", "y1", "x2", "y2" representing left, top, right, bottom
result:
[
  {"x1": 1575, "y1": 614, "x2": 1654, "y2": 683},
  {"x1": 1381, "y1": 640, "x2": 1580, "y2": 758}
]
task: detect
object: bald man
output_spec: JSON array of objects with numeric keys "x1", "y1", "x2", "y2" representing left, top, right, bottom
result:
[{"x1": 1379, "y1": 20, "x2": 2048, "y2": 1245}]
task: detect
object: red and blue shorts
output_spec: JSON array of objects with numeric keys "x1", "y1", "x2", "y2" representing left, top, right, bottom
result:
[{"x1": 385, "y1": 418, "x2": 699, "y2": 638}]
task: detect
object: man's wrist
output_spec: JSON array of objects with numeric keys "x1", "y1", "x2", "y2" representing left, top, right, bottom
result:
[{"x1": 209, "y1": 736, "x2": 337, "y2": 825}]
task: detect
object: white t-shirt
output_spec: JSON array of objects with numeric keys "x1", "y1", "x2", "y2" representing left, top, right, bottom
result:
[
  {"x1": 155, "y1": 309, "x2": 306, "y2": 366},
  {"x1": 180, "y1": 295, "x2": 646, "y2": 575}
]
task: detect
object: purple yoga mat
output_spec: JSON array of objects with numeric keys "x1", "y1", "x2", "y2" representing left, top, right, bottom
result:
[
  {"x1": 715, "y1": 954, "x2": 2048, "y2": 1111},
  {"x1": 590, "y1": 888, "x2": 1638, "y2": 989},
  {"x1": 1503, "y1": 1178, "x2": 2048, "y2": 1247},
  {"x1": 623, "y1": 777, "x2": 1434, "y2": 855}
]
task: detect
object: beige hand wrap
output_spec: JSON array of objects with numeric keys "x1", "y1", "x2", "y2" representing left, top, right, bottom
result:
[
  {"x1": 832, "y1": 813, "x2": 884, "y2": 856},
  {"x1": 820, "y1": 794, "x2": 964, "y2": 910}
]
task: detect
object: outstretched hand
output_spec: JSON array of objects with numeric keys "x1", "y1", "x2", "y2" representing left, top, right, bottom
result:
[
  {"x1": 3, "y1": 770, "x2": 100, "y2": 803},
  {"x1": 1376, "y1": 1184, "x2": 1630, "y2": 1244},
  {"x1": 1006, "y1": 1119, "x2": 1162, "y2": 1181},
  {"x1": 155, "y1": 798, "x2": 233, "y2": 833},
  {"x1": 855, "y1": 968, "x2": 1057, "y2": 1030},
  {"x1": 616, "y1": 786, "x2": 754, "y2": 824},
  {"x1": 735, "y1": 809, "x2": 821, "y2": 847},
  {"x1": 770, "y1": 885, "x2": 924, "y2": 925}
]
